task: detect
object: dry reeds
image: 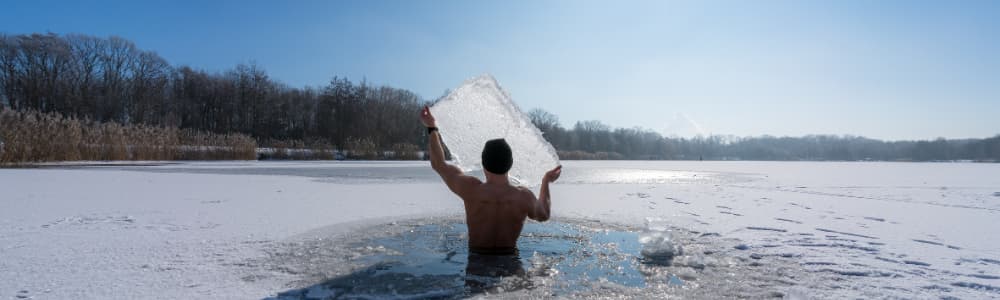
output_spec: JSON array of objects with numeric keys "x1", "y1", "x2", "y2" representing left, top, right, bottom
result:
[
  {"x1": 557, "y1": 150, "x2": 625, "y2": 160},
  {"x1": 0, "y1": 109, "x2": 256, "y2": 165},
  {"x1": 390, "y1": 143, "x2": 420, "y2": 160},
  {"x1": 175, "y1": 129, "x2": 256, "y2": 160},
  {"x1": 346, "y1": 137, "x2": 378, "y2": 160},
  {"x1": 257, "y1": 139, "x2": 335, "y2": 160}
]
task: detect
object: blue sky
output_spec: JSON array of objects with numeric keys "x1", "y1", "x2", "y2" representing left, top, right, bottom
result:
[{"x1": 2, "y1": 0, "x2": 998, "y2": 140}]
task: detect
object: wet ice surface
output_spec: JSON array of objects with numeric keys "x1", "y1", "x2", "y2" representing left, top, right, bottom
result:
[
  {"x1": 430, "y1": 74, "x2": 560, "y2": 186},
  {"x1": 257, "y1": 217, "x2": 803, "y2": 299},
  {"x1": 3, "y1": 161, "x2": 1000, "y2": 299},
  {"x1": 98, "y1": 161, "x2": 722, "y2": 185}
]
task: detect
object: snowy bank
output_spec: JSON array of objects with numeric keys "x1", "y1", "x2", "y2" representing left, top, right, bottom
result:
[{"x1": 1, "y1": 161, "x2": 999, "y2": 299}]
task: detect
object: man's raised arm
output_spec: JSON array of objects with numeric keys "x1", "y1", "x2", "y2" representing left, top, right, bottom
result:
[
  {"x1": 529, "y1": 165, "x2": 562, "y2": 222},
  {"x1": 421, "y1": 106, "x2": 479, "y2": 195}
]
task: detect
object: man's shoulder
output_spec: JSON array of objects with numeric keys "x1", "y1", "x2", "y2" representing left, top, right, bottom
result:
[
  {"x1": 484, "y1": 185, "x2": 532, "y2": 198},
  {"x1": 513, "y1": 186, "x2": 535, "y2": 197}
]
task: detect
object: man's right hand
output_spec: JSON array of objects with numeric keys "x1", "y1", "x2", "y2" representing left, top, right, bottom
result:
[
  {"x1": 543, "y1": 165, "x2": 562, "y2": 183},
  {"x1": 420, "y1": 106, "x2": 436, "y2": 128}
]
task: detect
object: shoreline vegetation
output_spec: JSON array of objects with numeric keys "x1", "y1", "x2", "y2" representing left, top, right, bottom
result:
[
  {"x1": 0, "y1": 109, "x2": 255, "y2": 164},
  {"x1": 1, "y1": 109, "x2": 996, "y2": 166},
  {"x1": 1, "y1": 33, "x2": 998, "y2": 165}
]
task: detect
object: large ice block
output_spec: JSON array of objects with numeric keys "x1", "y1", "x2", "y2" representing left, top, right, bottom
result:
[{"x1": 430, "y1": 74, "x2": 560, "y2": 187}]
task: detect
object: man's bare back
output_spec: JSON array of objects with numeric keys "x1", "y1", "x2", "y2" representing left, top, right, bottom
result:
[
  {"x1": 461, "y1": 181, "x2": 537, "y2": 250},
  {"x1": 420, "y1": 106, "x2": 561, "y2": 254}
]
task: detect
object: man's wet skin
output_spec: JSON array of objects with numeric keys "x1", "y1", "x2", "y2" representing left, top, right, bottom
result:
[{"x1": 420, "y1": 106, "x2": 562, "y2": 254}]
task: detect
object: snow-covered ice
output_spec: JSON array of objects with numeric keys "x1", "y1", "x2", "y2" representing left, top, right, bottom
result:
[
  {"x1": 430, "y1": 74, "x2": 560, "y2": 186},
  {"x1": 1, "y1": 161, "x2": 999, "y2": 299}
]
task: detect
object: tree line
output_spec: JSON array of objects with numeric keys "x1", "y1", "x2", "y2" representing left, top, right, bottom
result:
[
  {"x1": 528, "y1": 109, "x2": 1000, "y2": 162},
  {"x1": 2, "y1": 32, "x2": 997, "y2": 162},
  {"x1": 0, "y1": 32, "x2": 423, "y2": 155}
]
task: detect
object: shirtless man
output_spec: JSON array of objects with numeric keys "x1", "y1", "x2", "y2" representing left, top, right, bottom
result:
[{"x1": 420, "y1": 106, "x2": 562, "y2": 255}]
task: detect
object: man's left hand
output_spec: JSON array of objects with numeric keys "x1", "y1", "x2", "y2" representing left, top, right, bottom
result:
[{"x1": 544, "y1": 165, "x2": 562, "y2": 183}]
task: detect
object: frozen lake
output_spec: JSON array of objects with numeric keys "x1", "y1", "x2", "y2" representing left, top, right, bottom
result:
[{"x1": 2, "y1": 161, "x2": 999, "y2": 299}]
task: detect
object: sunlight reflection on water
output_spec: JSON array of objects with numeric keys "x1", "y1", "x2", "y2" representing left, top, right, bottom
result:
[{"x1": 108, "y1": 161, "x2": 719, "y2": 185}]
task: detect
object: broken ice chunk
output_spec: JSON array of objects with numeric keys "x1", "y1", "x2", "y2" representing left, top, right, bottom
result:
[
  {"x1": 430, "y1": 74, "x2": 560, "y2": 186},
  {"x1": 639, "y1": 229, "x2": 683, "y2": 265}
]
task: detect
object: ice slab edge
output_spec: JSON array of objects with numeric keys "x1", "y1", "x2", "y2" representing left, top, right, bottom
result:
[{"x1": 430, "y1": 74, "x2": 560, "y2": 187}]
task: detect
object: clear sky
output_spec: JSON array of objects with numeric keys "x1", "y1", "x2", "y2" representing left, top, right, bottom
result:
[{"x1": 3, "y1": 0, "x2": 998, "y2": 140}]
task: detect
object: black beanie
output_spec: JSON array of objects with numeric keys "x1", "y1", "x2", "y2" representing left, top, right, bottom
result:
[{"x1": 482, "y1": 138, "x2": 513, "y2": 174}]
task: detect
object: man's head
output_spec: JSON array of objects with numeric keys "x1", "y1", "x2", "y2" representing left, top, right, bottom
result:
[{"x1": 482, "y1": 138, "x2": 513, "y2": 175}]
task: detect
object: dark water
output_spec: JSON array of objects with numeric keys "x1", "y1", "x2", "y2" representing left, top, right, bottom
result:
[
  {"x1": 268, "y1": 221, "x2": 676, "y2": 299},
  {"x1": 251, "y1": 216, "x2": 807, "y2": 299}
]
